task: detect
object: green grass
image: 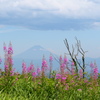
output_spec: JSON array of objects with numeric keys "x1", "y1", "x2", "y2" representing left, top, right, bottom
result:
[{"x1": 0, "y1": 73, "x2": 100, "y2": 100}]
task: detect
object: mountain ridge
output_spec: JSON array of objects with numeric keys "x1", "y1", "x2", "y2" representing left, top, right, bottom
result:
[
  {"x1": 14, "y1": 45, "x2": 55, "y2": 60},
  {"x1": 0, "y1": 45, "x2": 100, "y2": 73}
]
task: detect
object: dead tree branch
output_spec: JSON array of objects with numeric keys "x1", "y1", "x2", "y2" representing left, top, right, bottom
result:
[{"x1": 64, "y1": 38, "x2": 87, "y2": 78}]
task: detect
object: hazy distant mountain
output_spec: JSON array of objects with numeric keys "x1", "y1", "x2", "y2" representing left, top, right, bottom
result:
[
  {"x1": 0, "y1": 45, "x2": 100, "y2": 73},
  {"x1": 13, "y1": 45, "x2": 59, "y2": 72},
  {"x1": 14, "y1": 45, "x2": 53, "y2": 60}
]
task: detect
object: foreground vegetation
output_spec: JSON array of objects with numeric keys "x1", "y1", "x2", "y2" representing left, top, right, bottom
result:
[
  {"x1": 0, "y1": 40, "x2": 100, "y2": 100},
  {"x1": 0, "y1": 75, "x2": 100, "y2": 100}
]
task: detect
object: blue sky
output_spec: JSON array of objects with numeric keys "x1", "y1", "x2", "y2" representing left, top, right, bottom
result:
[{"x1": 0, "y1": 0, "x2": 100, "y2": 58}]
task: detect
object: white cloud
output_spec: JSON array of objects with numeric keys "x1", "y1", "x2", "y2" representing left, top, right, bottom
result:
[
  {"x1": 0, "y1": 0, "x2": 100, "y2": 18},
  {"x1": 0, "y1": 0, "x2": 100, "y2": 30},
  {"x1": 92, "y1": 22, "x2": 100, "y2": 29}
]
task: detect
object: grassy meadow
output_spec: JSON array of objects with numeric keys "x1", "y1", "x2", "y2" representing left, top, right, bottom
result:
[{"x1": 0, "y1": 42, "x2": 100, "y2": 100}]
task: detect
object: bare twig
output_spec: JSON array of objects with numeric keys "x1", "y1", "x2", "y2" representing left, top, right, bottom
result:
[{"x1": 64, "y1": 38, "x2": 87, "y2": 78}]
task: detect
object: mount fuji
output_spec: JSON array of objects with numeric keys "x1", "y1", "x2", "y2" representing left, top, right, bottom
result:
[
  {"x1": 14, "y1": 45, "x2": 54, "y2": 60},
  {"x1": 13, "y1": 45, "x2": 59, "y2": 72},
  {"x1": 1, "y1": 45, "x2": 100, "y2": 73}
]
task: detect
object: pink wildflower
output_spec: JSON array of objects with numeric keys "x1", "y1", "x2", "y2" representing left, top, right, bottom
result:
[
  {"x1": 10, "y1": 68, "x2": 15, "y2": 76},
  {"x1": 61, "y1": 63, "x2": 66, "y2": 69},
  {"x1": 90, "y1": 62, "x2": 94, "y2": 68},
  {"x1": 71, "y1": 62, "x2": 74, "y2": 66},
  {"x1": 32, "y1": 72, "x2": 37, "y2": 77},
  {"x1": 27, "y1": 63, "x2": 34, "y2": 73},
  {"x1": 49, "y1": 54, "x2": 53, "y2": 78},
  {"x1": 5, "y1": 65, "x2": 9, "y2": 70},
  {"x1": 3, "y1": 43, "x2": 7, "y2": 52},
  {"x1": 37, "y1": 68, "x2": 41, "y2": 74},
  {"x1": 79, "y1": 69, "x2": 83, "y2": 78},
  {"x1": 84, "y1": 79, "x2": 88, "y2": 83},
  {"x1": 59, "y1": 55, "x2": 62, "y2": 61},
  {"x1": 0, "y1": 57, "x2": 2, "y2": 64},
  {"x1": 7, "y1": 57, "x2": 13, "y2": 65},
  {"x1": 42, "y1": 60, "x2": 48, "y2": 67},
  {"x1": 16, "y1": 78, "x2": 18, "y2": 81},
  {"x1": 56, "y1": 74, "x2": 62, "y2": 79},
  {"x1": 22, "y1": 62, "x2": 27, "y2": 74},
  {"x1": 63, "y1": 55, "x2": 68, "y2": 64},
  {"x1": 8, "y1": 42, "x2": 13, "y2": 54},
  {"x1": 22, "y1": 61, "x2": 26, "y2": 67},
  {"x1": 49, "y1": 55, "x2": 53, "y2": 62},
  {"x1": 60, "y1": 63, "x2": 66, "y2": 73},
  {"x1": 90, "y1": 62, "x2": 98, "y2": 79},
  {"x1": 71, "y1": 67, "x2": 75, "y2": 75},
  {"x1": 94, "y1": 67, "x2": 98, "y2": 74},
  {"x1": 42, "y1": 56, "x2": 48, "y2": 72},
  {"x1": 77, "y1": 89, "x2": 82, "y2": 92},
  {"x1": 62, "y1": 77, "x2": 66, "y2": 80},
  {"x1": 93, "y1": 67, "x2": 98, "y2": 79}
]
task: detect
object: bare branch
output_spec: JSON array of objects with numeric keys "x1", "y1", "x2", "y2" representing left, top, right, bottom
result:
[{"x1": 64, "y1": 37, "x2": 87, "y2": 78}]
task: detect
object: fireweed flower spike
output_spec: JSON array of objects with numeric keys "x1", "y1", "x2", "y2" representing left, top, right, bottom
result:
[
  {"x1": 3, "y1": 42, "x2": 14, "y2": 75},
  {"x1": 3, "y1": 42, "x2": 7, "y2": 53},
  {"x1": 70, "y1": 61, "x2": 76, "y2": 75},
  {"x1": 37, "y1": 68, "x2": 41, "y2": 75},
  {"x1": 22, "y1": 61, "x2": 27, "y2": 74},
  {"x1": 8, "y1": 42, "x2": 13, "y2": 54},
  {"x1": 79, "y1": 69, "x2": 83, "y2": 78},
  {"x1": 32, "y1": 72, "x2": 37, "y2": 77},
  {"x1": 93, "y1": 67, "x2": 98, "y2": 79},
  {"x1": 90, "y1": 62, "x2": 99, "y2": 79},
  {"x1": 27, "y1": 62, "x2": 34, "y2": 73},
  {"x1": 0, "y1": 56, "x2": 2, "y2": 64},
  {"x1": 41, "y1": 56, "x2": 48, "y2": 76},
  {"x1": 49, "y1": 54, "x2": 53, "y2": 78},
  {"x1": 59, "y1": 55, "x2": 64, "y2": 74},
  {"x1": 90, "y1": 62, "x2": 94, "y2": 68},
  {"x1": 71, "y1": 61, "x2": 74, "y2": 66},
  {"x1": 60, "y1": 55, "x2": 67, "y2": 73},
  {"x1": 60, "y1": 63, "x2": 66, "y2": 74},
  {"x1": 90, "y1": 62, "x2": 95, "y2": 77},
  {"x1": 8, "y1": 42, "x2": 13, "y2": 66},
  {"x1": 49, "y1": 54, "x2": 53, "y2": 62},
  {"x1": 5, "y1": 65, "x2": 9, "y2": 73},
  {"x1": 4, "y1": 43, "x2": 7, "y2": 66},
  {"x1": 10, "y1": 68, "x2": 15, "y2": 76},
  {"x1": 42, "y1": 56, "x2": 48, "y2": 70},
  {"x1": 71, "y1": 66, "x2": 75, "y2": 75},
  {"x1": 56, "y1": 74, "x2": 62, "y2": 79},
  {"x1": 63, "y1": 54, "x2": 68, "y2": 65}
]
